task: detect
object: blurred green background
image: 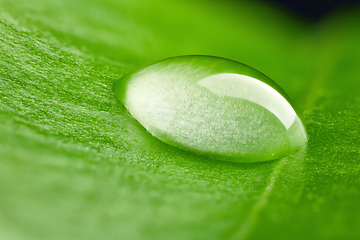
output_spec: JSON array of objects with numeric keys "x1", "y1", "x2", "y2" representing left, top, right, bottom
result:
[
  {"x1": 265, "y1": 0, "x2": 360, "y2": 21},
  {"x1": 1, "y1": 0, "x2": 360, "y2": 239}
]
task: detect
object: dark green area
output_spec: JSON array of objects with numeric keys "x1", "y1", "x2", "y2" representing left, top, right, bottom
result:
[{"x1": 0, "y1": 0, "x2": 359, "y2": 239}]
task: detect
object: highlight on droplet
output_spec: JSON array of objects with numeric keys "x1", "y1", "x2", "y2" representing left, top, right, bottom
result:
[{"x1": 113, "y1": 55, "x2": 307, "y2": 163}]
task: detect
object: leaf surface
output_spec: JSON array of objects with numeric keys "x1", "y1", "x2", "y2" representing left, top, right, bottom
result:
[{"x1": 0, "y1": 1, "x2": 359, "y2": 239}]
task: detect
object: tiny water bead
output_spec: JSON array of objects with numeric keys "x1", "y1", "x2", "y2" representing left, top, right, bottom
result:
[{"x1": 113, "y1": 56, "x2": 307, "y2": 163}]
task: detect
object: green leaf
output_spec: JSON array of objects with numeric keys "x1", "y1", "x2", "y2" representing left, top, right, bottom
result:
[{"x1": 0, "y1": 0, "x2": 359, "y2": 239}]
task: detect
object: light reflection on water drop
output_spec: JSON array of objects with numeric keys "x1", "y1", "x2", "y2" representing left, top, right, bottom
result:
[{"x1": 113, "y1": 55, "x2": 307, "y2": 163}]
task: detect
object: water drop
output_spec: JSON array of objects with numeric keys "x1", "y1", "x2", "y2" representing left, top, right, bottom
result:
[{"x1": 113, "y1": 56, "x2": 307, "y2": 163}]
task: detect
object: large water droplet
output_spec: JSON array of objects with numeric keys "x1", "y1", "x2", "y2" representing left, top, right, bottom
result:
[{"x1": 113, "y1": 55, "x2": 307, "y2": 163}]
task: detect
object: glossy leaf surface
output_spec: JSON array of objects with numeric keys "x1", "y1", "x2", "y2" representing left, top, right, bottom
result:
[{"x1": 0, "y1": 0, "x2": 359, "y2": 240}]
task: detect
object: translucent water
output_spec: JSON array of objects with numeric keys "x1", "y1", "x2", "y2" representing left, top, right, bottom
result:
[{"x1": 113, "y1": 55, "x2": 307, "y2": 163}]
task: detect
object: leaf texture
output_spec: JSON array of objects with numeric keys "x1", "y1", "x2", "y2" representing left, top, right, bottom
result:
[{"x1": 0, "y1": 1, "x2": 359, "y2": 239}]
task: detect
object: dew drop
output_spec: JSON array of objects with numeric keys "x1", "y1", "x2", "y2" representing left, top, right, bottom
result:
[{"x1": 113, "y1": 55, "x2": 307, "y2": 163}]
